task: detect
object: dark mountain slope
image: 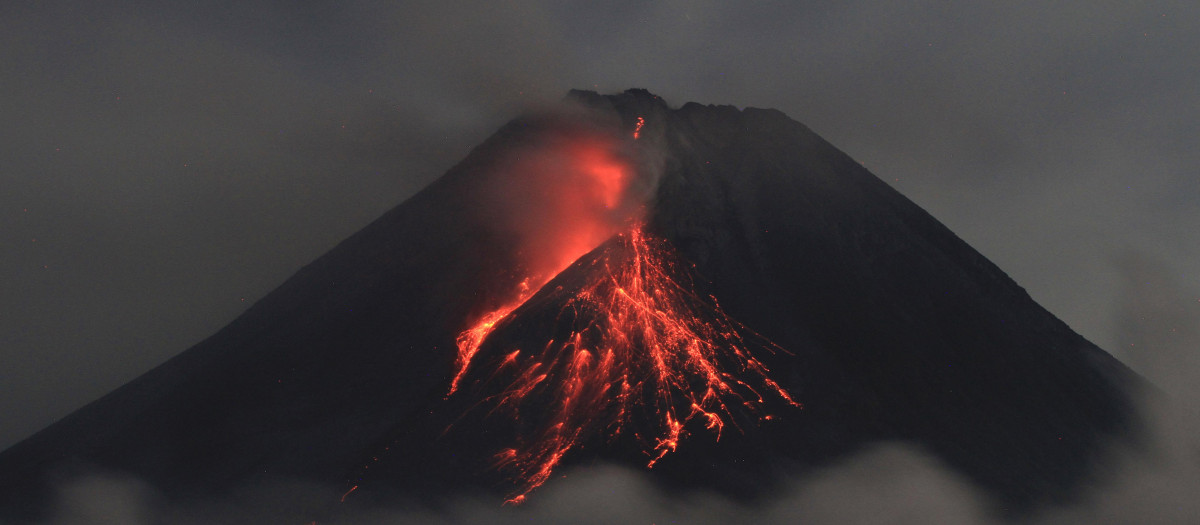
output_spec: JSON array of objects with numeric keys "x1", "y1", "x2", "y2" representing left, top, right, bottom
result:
[
  {"x1": 0, "y1": 90, "x2": 1140, "y2": 522},
  {"x1": 635, "y1": 92, "x2": 1141, "y2": 507}
]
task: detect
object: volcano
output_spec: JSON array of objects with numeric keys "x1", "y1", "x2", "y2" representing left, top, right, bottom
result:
[{"x1": 0, "y1": 89, "x2": 1141, "y2": 522}]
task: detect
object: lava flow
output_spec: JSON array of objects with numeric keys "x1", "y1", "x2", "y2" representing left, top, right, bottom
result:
[
  {"x1": 452, "y1": 226, "x2": 800, "y2": 504},
  {"x1": 443, "y1": 116, "x2": 797, "y2": 504},
  {"x1": 448, "y1": 132, "x2": 641, "y2": 396},
  {"x1": 448, "y1": 278, "x2": 532, "y2": 395},
  {"x1": 449, "y1": 117, "x2": 654, "y2": 397}
]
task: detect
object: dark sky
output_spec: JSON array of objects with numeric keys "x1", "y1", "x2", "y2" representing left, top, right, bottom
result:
[{"x1": 2, "y1": 1, "x2": 1197, "y2": 451}]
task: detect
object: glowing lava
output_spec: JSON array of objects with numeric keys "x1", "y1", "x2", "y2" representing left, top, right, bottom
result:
[
  {"x1": 448, "y1": 279, "x2": 532, "y2": 395},
  {"x1": 339, "y1": 485, "x2": 358, "y2": 503},
  {"x1": 452, "y1": 226, "x2": 800, "y2": 504},
  {"x1": 449, "y1": 127, "x2": 644, "y2": 397},
  {"x1": 444, "y1": 116, "x2": 797, "y2": 504}
]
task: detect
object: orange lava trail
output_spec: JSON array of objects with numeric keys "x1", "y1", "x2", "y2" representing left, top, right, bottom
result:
[
  {"x1": 448, "y1": 282, "x2": 531, "y2": 396},
  {"x1": 451, "y1": 226, "x2": 800, "y2": 504},
  {"x1": 449, "y1": 124, "x2": 641, "y2": 398}
]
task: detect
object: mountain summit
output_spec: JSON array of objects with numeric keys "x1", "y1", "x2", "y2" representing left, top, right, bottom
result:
[{"x1": 0, "y1": 89, "x2": 1140, "y2": 522}]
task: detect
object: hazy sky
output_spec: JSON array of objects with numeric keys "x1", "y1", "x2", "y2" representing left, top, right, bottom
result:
[{"x1": 2, "y1": 1, "x2": 1197, "y2": 451}]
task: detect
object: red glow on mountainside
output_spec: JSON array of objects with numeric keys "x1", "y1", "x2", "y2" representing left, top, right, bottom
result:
[
  {"x1": 454, "y1": 226, "x2": 800, "y2": 504},
  {"x1": 450, "y1": 125, "x2": 643, "y2": 396},
  {"x1": 449, "y1": 279, "x2": 532, "y2": 395},
  {"x1": 536, "y1": 141, "x2": 634, "y2": 274},
  {"x1": 442, "y1": 117, "x2": 796, "y2": 504}
]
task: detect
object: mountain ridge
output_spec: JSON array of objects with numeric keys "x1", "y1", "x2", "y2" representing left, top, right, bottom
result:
[{"x1": 0, "y1": 89, "x2": 1142, "y2": 522}]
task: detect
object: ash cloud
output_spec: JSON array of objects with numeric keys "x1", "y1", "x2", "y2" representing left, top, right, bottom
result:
[{"x1": 471, "y1": 111, "x2": 655, "y2": 287}]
